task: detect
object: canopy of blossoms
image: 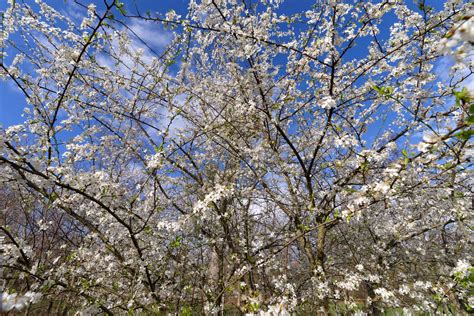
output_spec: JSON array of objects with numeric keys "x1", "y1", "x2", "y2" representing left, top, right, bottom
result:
[{"x1": 0, "y1": 0, "x2": 472, "y2": 314}]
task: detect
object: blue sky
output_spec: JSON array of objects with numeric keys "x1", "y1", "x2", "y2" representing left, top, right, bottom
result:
[
  {"x1": 0, "y1": 0, "x2": 185, "y2": 128},
  {"x1": 0, "y1": 0, "x2": 460, "y2": 131}
]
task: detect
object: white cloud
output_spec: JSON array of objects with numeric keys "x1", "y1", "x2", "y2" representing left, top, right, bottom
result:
[
  {"x1": 128, "y1": 19, "x2": 173, "y2": 50},
  {"x1": 434, "y1": 55, "x2": 474, "y2": 91},
  {"x1": 96, "y1": 19, "x2": 173, "y2": 74},
  {"x1": 433, "y1": 56, "x2": 454, "y2": 82},
  {"x1": 61, "y1": 1, "x2": 86, "y2": 24},
  {"x1": 463, "y1": 72, "x2": 474, "y2": 92}
]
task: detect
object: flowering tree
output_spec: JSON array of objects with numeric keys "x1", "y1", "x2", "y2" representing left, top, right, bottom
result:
[{"x1": 0, "y1": 0, "x2": 472, "y2": 314}]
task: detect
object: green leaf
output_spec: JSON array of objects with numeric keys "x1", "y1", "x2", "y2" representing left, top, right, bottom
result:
[
  {"x1": 454, "y1": 191, "x2": 465, "y2": 198},
  {"x1": 49, "y1": 192, "x2": 59, "y2": 201},
  {"x1": 454, "y1": 129, "x2": 474, "y2": 140},
  {"x1": 154, "y1": 143, "x2": 164, "y2": 153},
  {"x1": 170, "y1": 236, "x2": 182, "y2": 248},
  {"x1": 181, "y1": 306, "x2": 192, "y2": 316},
  {"x1": 66, "y1": 251, "x2": 77, "y2": 261},
  {"x1": 81, "y1": 279, "x2": 90, "y2": 290},
  {"x1": 298, "y1": 224, "x2": 310, "y2": 232},
  {"x1": 346, "y1": 213, "x2": 353, "y2": 223},
  {"x1": 453, "y1": 87, "x2": 471, "y2": 107},
  {"x1": 401, "y1": 149, "x2": 410, "y2": 165},
  {"x1": 467, "y1": 115, "x2": 474, "y2": 125},
  {"x1": 373, "y1": 85, "x2": 382, "y2": 93},
  {"x1": 440, "y1": 162, "x2": 453, "y2": 170},
  {"x1": 116, "y1": 2, "x2": 127, "y2": 15},
  {"x1": 373, "y1": 85, "x2": 393, "y2": 97},
  {"x1": 453, "y1": 87, "x2": 469, "y2": 100},
  {"x1": 360, "y1": 160, "x2": 369, "y2": 172}
]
